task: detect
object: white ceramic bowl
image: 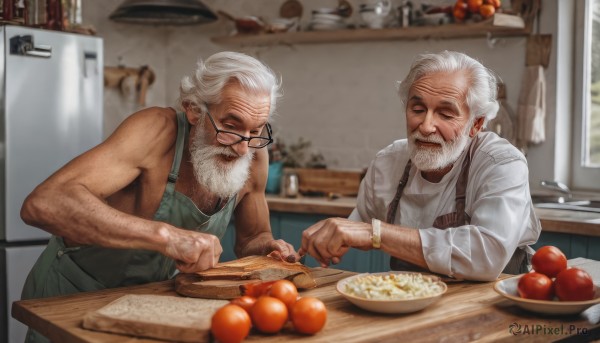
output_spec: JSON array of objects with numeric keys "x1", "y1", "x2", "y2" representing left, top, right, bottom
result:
[
  {"x1": 360, "y1": 9, "x2": 386, "y2": 29},
  {"x1": 336, "y1": 271, "x2": 447, "y2": 314},
  {"x1": 421, "y1": 13, "x2": 450, "y2": 26},
  {"x1": 493, "y1": 275, "x2": 600, "y2": 315},
  {"x1": 312, "y1": 13, "x2": 343, "y2": 22}
]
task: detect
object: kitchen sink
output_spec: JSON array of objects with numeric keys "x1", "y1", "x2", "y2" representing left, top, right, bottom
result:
[{"x1": 531, "y1": 195, "x2": 600, "y2": 213}]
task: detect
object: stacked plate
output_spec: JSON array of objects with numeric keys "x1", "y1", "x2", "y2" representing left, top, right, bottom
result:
[{"x1": 309, "y1": 8, "x2": 346, "y2": 31}]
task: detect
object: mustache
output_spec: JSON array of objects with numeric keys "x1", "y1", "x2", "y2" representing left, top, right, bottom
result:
[
  {"x1": 200, "y1": 145, "x2": 240, "y2": 159},
  {"x1": 410, "y1": 132, "x2": 445, "y2": 144}
]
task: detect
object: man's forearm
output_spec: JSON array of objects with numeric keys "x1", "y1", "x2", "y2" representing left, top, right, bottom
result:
[
  {"x1": 379, "y1": 222, "x2": 427, "y2": 269},
  {"x1": 235, "y1": 231, "x2": 274, "y2": 257}
]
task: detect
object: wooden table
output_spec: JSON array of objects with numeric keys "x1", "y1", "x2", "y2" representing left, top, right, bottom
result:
[{"x1": 12, "y1": 258, "x2": 600, "y2": 343}]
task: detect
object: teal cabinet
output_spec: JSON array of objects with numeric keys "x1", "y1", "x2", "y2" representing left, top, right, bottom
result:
[
  {"x1": 532, "y1": 232, "x2": 600, "y2": 260},
  {"x1": 220, "y1": 214, "x2": 280, "y2": 262},
  {"x1": 220, "y1": 220, "x2": 237, "y2": 262},
  {"x1": 275, "y1": 212, "x2": 391, "y2": 273},
  {"x1": 223, "y1": 214, "x2": 600, "y2": 272},
  {"x1": 220, "y1": 212, "x2": 391, "y2": 272}
]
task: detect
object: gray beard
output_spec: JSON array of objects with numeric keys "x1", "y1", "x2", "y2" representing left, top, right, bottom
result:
[
  {"x1": 408, "y1": 129, "x2": 472, "y2": 171},
  {"x1": 189, "y1": 123, "x2": 253, "y2": 199}
]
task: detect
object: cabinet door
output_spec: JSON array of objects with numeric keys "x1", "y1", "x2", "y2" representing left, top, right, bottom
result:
[
  {"x1": 220, "y1": 220, "x2": 237, "y2": 262},
  {"x1": 532, "y1": 232, "x2": 593, "y2": 260},
  {"x1": 220, "y1": 213, "x2": 282, "y2": 262},
  {"x1": 222, "y1": 211, "x2": 393, "y2": 273},
  {"x1": 276, "y1": 213, "x2": 323, "y2": 268},
  {"x1": 369, "y1": 249, "x2": 391, "y2": 273},
  {"x1": 533, "y1": 232, "x2": 573, "y2": 258},
  {"x1": 275, "y1": 213, "x2": 381, "y2": 272}
]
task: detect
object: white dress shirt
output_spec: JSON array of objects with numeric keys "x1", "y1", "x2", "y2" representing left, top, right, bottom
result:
[{"x1": 349, "y1": 131, "x2": 541, "y2": 280}]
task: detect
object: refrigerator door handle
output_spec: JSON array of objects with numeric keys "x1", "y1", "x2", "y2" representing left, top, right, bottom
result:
[
  {"x1": 9, "y1": 35, "x2": 52, "y2": 58},
  {"x1": 25, "y1": 48, "x2": 52, "y2": 58}
]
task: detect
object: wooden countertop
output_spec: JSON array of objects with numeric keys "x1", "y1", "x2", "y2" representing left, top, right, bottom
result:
[
  {"x1": 266, "y1": 194, "x2": 358, "y2": 217},
  {"x1": 12, "y1": 259, "x2": 600, "y2": 342},
  {"x1": 267, "y1": 195, "x2": 600, "y2": 237}
]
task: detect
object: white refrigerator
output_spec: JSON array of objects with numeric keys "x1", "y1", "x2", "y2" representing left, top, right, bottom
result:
[{"x1": 0, "y1": 25, "x2": 103, "y2": 343}]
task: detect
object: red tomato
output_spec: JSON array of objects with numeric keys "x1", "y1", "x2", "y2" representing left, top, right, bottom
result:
[
  {"x1": 230, "y1": 295, "x2": 256, "y2": 316},
  {"x1": 454, "y1": 0, "x2": 468, "y2": 10},
  {"x1": 531, "y1": 246, "x2": 568, "y2": 278},
  {"x1": 479, "y1": 4, "x2": 495, "y2": 18},
  {"x1": 211, "y1": 304, "x2": 251, "y2": 343},
  {"x1": 453, "y1": 7, "x2": 467, "y2": 22},
  {"x1": 554, "y1": 268, "x2": 596, "y2": 301},
  {"x1": 241, "y1": 280, "x2": 276, "y2": 298},
  {"x1": 453, "y1": 1, "x2": 468, "y2": 22},
  {"x1": 250, "y1": 296, "x2": 288, "y2": 333},
  {"x1": 485, "y1": 0, "x2": 501, "y2": 9},
  {"x1": 269, "y1": 280, "x2": 298, "y2": 311},
  {"x1": 467, "y1": 0, "x2": 483, "y2": 13},
  {"x1": 517, "y1": 272, "x2": 554, "y2": 300},
  {"x1": 291, "y1": 297, "x2": 327, "y2": 335}
]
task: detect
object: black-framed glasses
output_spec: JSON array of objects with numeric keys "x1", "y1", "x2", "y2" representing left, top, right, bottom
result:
[{"x1": 205, "y1": 107, "x2": 273, "y2": 149}]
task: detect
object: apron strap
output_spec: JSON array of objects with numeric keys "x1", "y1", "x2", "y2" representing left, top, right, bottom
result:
[
  {"x1": 167, "y1": 111, "x2": 188, "y2": 185},
  {"x1": 386, "y1": 160, "x2": 412, "y2": 224}
]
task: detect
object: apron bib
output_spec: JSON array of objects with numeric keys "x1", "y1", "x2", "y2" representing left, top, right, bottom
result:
[{"x1": 387, "y1": 137, "x2": 530, "y2": 275}]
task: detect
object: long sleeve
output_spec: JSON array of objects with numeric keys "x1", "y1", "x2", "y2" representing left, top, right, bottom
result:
[{"x1": 419, "y1": 135, "x2": 541, "y2": 281}]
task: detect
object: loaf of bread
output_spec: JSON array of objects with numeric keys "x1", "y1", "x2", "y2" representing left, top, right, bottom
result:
[{"x1": 83, "y1": 294, "x2": 228, "y2": 342}]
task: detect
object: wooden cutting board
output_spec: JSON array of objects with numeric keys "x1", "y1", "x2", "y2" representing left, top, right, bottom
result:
[
  {"x1": 82, "y1": 294, "x2": 228, "y2": 342},
  {"x1": 176, "y1": 258, "x2": 345, "y2": 299}
]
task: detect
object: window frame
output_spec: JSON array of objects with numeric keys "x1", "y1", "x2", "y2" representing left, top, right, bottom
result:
[{"x1": 571, "y1": 0, "x2": 600, "y2": 191}]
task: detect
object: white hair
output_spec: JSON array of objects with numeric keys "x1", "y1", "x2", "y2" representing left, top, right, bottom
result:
[
  {"x1": 397, "y1": 50, "x2": 499, "y2": 126},
  {"x1": 177, "y1": 51, "x2": 282, "y2": 117}
]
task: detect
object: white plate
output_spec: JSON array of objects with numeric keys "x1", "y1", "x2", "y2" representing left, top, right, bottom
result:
[
  {"x1": 312, "y1": 8, "x2": 338, "y2": 15},
  {"x1": 310, "y1": 18, "x2": 342, "y2": 25},
  {"x1": 493, "y1": 275, "x2": 600, "y2": 315},
  {"x1": 336, "y1": 271, "x2": 447, "y2": 314},
  {"x1": 312, "y1": 13, "x2": 343, "y2": 21},
  {"x1": 309, "y1": 23, "x2": 347, "y2": 31}
]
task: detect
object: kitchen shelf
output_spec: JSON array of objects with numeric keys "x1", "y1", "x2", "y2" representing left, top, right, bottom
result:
[{"x1": 211, "y1": 23, "x2": 531, "y2": 47}]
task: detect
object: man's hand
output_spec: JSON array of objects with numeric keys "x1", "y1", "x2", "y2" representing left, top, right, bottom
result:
[
  {"x1": 163, "y1": 228, "x2": 223, "y2": 273},
  {"x1": 265, "y1": 239, "x2": 302, "y2": 262},
  {"x1": 298, "y1": 218, "x2": 372, "y2": 268}
]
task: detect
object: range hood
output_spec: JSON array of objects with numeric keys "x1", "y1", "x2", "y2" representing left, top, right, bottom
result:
[{"x1": 109, "y1": 0, "x2": 218, "y2": 25}]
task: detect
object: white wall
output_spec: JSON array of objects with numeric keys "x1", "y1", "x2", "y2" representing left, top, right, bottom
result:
[{"x1": 84, "y1": 0, "x2": 566, "y2": 191}]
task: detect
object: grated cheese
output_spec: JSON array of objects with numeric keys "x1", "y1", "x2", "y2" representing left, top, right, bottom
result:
[{"x1": 344, "y1": 273, "x2": 444, "y2": 300}]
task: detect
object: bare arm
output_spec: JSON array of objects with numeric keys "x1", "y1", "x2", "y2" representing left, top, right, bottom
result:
[
  {"x1": 233, "y1": 148, "x2": 301, "y2": 262},
  {"x1": 299, "y1": 218, "x2": 426, "y2": 268},
  {"x1": 20, "y1": 108, "x2": 221, "y2": 272}
]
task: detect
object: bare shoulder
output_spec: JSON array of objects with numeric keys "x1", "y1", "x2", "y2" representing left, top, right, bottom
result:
[
  {"x1": 110, "y1": 107, "x2": 177, "y2": 141},
  {"x1": 104, "y1": 107, "x2": 179, "y2": 162}
]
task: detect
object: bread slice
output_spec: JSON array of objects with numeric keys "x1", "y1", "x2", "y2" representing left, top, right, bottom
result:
[{"x1": 83, "y1": 294, "x2": 228, "y2": 342}]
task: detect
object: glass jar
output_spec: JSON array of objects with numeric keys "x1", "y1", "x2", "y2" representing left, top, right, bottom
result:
[
  {"x1": 61, "y1": 0, "x2": 81, "y2": 30},
  {"x1": 25, "y1": 0, "x2": 47, "y2": 26}
]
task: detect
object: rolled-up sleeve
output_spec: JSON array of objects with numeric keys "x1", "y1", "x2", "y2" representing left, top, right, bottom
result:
[{"x1": 420, "y1": 156, "x2": 539, "y2": 281}]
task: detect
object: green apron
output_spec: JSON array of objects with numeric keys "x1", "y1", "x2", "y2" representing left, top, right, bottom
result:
[{"x1": 22, "y1": 111, "x2": 236, "y2": 343}]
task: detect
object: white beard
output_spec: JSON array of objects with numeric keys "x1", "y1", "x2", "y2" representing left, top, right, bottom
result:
[
  {"x1": 408, "y1": 127, "x2": 472, "y2": 171},
  {"x1": 189, "y1": 124, "x2": 253, "y2": 199}
]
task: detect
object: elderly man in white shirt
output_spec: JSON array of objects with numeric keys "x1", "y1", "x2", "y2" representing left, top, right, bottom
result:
[{"x1": 299, "y1": 51, "x2": 541, "y2": 281}]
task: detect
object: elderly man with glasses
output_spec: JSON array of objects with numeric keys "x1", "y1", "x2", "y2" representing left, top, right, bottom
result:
[{"x1": 20, "y1": 52, "x2": 299, "y2": 342}]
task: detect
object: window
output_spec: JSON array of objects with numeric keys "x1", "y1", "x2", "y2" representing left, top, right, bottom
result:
[{"x1": 572, "y1": 0, "x2": 600, "y2": 190}]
